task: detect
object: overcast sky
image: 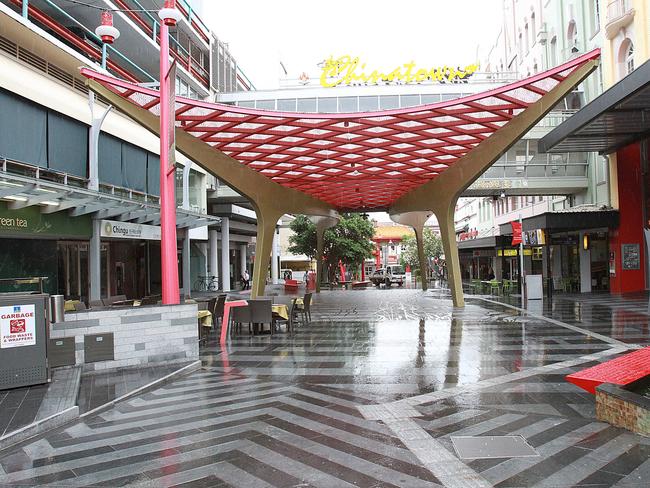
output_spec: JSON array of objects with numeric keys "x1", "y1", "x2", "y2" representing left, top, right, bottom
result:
[{"x1": 199, "y1": 0, "x2": 503, "y2": 90}]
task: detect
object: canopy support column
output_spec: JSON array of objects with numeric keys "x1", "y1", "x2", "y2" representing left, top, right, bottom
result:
[
  {"x1": 251, "y1": 206, "x2": 284, "y2": 299},
  {"x1": 309, "y1": 216, "x2": 338, "y2": 293},
  {"x1": 390, "y1": 212, "x2": 431, "y2": 291},
  {"x1": 435, "y1": 203, "x2": 464, "y2": 308}
]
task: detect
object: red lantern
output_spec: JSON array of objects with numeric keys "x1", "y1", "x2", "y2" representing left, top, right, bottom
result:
[
  {"x1": 159, "y1": 0, "x2": 182, "y2": 27},
  {"x1": 95, "y1": 11, "x2": 119, "y2": 44}
]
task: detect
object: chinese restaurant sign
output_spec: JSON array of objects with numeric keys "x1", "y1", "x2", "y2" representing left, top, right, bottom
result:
[
  {"x1": 320, "y1": 55, "x2": 480, "y2": 88},
  {"x1": 0, "y1": 304, "x2": 36, "y2": 348}
]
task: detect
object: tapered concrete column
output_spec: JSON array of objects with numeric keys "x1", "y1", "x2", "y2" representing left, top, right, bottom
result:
[
  {"x1": 271, "y1": 226, "x2": 279, "y2": 285},
  {"x1": 209, "y1": 229, "x2": 218, "y2": 281},
  {"x1": 89, "y1": 218, "x2": 101, "y2": 301},
  {"x1": 251, "y1": 209, "x2": 283, "y2": 298},
  {"x1": 436, "y1": 204, "x2": 464, "y2": 307},
  {"x1": 309, "y1": 216, "x2": 339, "y2": 293},
  {"x1": 315, "y1": 227, "x2": 325, "y2": 292},
  {"x1": 414, "y1": 227, "x2": 428, "y2": 290},
  {"x1": 221, "y1": 217, "x2": 230, "y2": 292},
  {"x1": 240, "y1": 244, "x2": 247, "y2": 276},
  {"x1": 390, "y1": 211, "x2": 431, "y2": 291}
]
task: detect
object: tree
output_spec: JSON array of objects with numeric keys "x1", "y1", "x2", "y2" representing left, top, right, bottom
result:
[
  {"x1": 399, "y1": 228, "x2": 443, "y2": 270},
  {"x1": 288, "y1": 214, "x2": 375, "y2": 280}
]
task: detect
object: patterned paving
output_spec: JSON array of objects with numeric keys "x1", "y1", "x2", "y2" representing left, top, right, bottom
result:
[{"x1": 0, "y1": 289, "x2": 648, "y2": 487}]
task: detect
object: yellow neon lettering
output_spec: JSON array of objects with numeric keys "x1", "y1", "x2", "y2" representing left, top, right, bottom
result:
[{"x1": 319, "y1": 56, "x2": 479, "y2": 87}]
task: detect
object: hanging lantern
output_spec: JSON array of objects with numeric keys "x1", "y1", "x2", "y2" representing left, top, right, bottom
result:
[
  {"x1": 159, "y1": 0, "x2": 182, "y2": 27},
  {"x1": 95, "y1": 11, "x2": 120, "y2": 44}
]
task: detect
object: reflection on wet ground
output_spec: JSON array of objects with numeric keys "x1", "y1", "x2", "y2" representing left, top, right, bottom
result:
[{"x1": 0, "y1": 288, "x2": 648, "y2": 487}]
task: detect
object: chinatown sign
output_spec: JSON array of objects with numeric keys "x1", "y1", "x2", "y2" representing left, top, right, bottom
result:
[{"x1": 320, "y1": 55, "x2": 480, "y2": 88}]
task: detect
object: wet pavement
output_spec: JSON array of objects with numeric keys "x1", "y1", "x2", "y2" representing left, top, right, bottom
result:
[{"x1": 0, "y1": 288, "x2": 648, "y2": 487}]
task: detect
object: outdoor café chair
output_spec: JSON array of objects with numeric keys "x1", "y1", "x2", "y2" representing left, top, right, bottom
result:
[
  {"x1": 248, "y1": 299, "x2": 274, "y2": 335},
  {"x1": 230, "y1": 304, "x2": 251, "y2": 336},
  {"x1": 296, "y1": 292, "x2": 312, "y2": 325},
  {"x1": 213, "y1": 294, "x2": 226, "y2": 327}
]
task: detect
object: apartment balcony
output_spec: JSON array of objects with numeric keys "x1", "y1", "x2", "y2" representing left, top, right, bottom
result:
[{"x1": 605, "y1": 0, "x2": 635, "y2": 39}]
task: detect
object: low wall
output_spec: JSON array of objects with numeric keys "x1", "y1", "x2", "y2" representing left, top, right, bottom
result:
[
  {"x1": 51, "y1": 304, "x2": 199, "y2": 372},
  {"x1": 596, "y1": 383, "x2": 650, "y2": 436}
]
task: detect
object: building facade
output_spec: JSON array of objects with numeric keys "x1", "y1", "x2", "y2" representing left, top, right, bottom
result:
[{"x1": 0, "y1": 0, "x2": 252, "y2": 300}]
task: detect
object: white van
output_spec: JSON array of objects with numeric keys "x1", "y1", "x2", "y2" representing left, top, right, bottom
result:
[{"x1": 370, "y1": 265, "x2": 406, "y2": 287}]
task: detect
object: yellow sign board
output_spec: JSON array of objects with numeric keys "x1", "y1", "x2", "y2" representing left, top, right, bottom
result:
[
  {"x1": 320, "y1": 55, "x2": 480, "y2": 88},
  {"x1": 498, "y1": 249, "x2": 533, "y2": 257}
]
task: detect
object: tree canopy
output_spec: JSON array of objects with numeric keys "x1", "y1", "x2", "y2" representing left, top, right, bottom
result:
[
  {"x1": 399, "y1": 228, "x2": 443, "y2": 269},
  {"x1": 288, "y1": 214, "x2": 375, "y2": 279}
]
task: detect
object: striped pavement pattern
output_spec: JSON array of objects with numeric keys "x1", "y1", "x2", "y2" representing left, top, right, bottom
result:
[{"x1": 0, "y1": 289, "x2": 647, "y2": 487}]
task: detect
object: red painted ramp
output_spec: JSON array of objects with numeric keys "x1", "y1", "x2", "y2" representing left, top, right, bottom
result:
[{"x1": 566, "y1": 347, "x2": 650, "y2": 394}]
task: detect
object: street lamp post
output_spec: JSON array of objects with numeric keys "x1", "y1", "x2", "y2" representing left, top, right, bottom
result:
[{"x1": 158, "y1": 1, "x2": 182, "y2": 304}]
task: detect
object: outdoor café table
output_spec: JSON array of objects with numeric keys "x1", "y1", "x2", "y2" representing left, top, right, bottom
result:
[
  {"x1": 64, "y1": 300, "x2": 80, "y2": 312},
  {"x1": 272, "y1": 304, "x2": 289, "y2": 320},
  {"x1": 197, "y1": 310, "x2": 212, "y2": 327}
]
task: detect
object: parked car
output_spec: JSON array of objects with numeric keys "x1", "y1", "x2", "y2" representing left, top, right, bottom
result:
[{"x1": 370, "y1": 265, "x2": 406, "y2": 287}]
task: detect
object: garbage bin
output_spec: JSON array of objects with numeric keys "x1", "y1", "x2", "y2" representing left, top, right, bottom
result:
[
  {"x1": 0, "y1": 293, "x2": 49, "y2": 389},
  {"x1": 50, "y1": 295, "x2": 65, "y2": 324}
]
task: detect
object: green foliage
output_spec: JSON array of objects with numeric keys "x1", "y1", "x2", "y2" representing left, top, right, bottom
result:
[
  {"x1": 288, "y1": 214, "x2": 375, "y2": 277},
  {"x1": 287, "y1": 215, "x2": 318, "y2": 259},
  {"x1": 399, "y1": 228, "x2": 443, "y2": 269}
]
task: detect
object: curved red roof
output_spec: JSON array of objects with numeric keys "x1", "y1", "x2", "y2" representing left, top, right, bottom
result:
[{"x1": 81, "y1": 50, "x2": 599, "y2": 211}]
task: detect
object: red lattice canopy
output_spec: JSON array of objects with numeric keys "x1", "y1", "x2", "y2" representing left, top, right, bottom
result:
[{"x1": 81, "y1": 50, "x2": 599, "y2": 211}]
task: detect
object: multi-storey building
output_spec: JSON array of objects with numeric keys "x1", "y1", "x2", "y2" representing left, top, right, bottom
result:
[
  {"x1": 0, "y1": 0, "x2": 252, "y2": 300},
  {"x1": 457, "y1": 0, "x2": 615, "y2": 294},
  {"x1": 539, "y1": 0, "x2": 650, "y2": 294}
]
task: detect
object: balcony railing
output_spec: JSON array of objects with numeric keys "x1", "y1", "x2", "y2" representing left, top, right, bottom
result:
[
  {"x1": 605, "y1": 0, "x2": 635, "y2": 39},
  {"x1": 112, "y1": 0, "x2": 210, "y2": 88},
  {"x1": 607, "y1": 0, "x2": 632, "y2": 21},
  {"x1": 10, "y1": 0, "x2": 155, "y2": 83}
]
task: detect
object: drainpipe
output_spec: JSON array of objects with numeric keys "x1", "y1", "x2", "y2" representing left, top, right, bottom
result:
[{"x1": 22, "y1": 0, "x2": 28, "y2": 18}]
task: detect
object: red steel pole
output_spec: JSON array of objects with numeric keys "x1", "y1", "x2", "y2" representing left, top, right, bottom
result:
[{"x1": 159, "y1": 20, "x2": 179, "y2": 304}]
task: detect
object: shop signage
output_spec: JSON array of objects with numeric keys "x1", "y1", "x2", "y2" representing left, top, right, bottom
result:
[
  {"x1": 472, "y1": 249, "x2": 495, "y2": 257},
  {"x1": 511, "y1": 222, "x2": 522, "y2": 245},
  {"x1": 0, "y1": 304, "x2": 36, "y2": 348},
  {"x1": 100, "y1": 220, "x2": 161, "y2": 241},
  {"x1": 523, "y1": 229, "x2": 546, "y2": 246},
  {"x1": 622, "y1": 243, "x2": 640, "y2": 270},
  {"x1": 319, "y1": 55, "x2": 480, "y2": 88},
  {"x1": 498, "y1": 249, "x2": 532, "y2": 257},
  {"x1": 459, "y1": 229, "x2": 478, "y2": 241},
  {"x1": 0, "y1": 202, "x2": 90, "y2": 238}
]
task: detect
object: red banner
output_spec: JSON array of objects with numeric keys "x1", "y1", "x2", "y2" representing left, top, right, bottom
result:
[{"x1": 511, "y1": 221, "x2": 522, "y2": 246}]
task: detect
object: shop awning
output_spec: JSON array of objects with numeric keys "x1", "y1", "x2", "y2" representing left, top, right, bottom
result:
[
  {"x1": 521, "y1": 206, "x2": 619, "y2": 232},
  {"x1": 539, "y1": 57, "x2": 650, "y2": 155},
  {"x1": 0, "y1": 161, "x2": 218, "y2": 230}
]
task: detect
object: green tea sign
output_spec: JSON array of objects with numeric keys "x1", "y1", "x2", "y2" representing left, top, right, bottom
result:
[{"x1": 0, "y1": 202, "x2": 91, "y2": 238}]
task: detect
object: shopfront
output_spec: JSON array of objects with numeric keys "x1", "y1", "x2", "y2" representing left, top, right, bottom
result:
[
  {"x1": 0, "y1": 202, "x2": 91, "y2": 296},
  {"x1": 539, "y1": 57, "x2": 650, "y2": 294},
  {"x1": 519, "y1": 210, "x2": 618, "y2": 294}
]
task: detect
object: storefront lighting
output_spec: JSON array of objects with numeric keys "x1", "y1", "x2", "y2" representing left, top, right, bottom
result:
[
  {"x1": 95, "y1": 11, "x2": 120, "y2": 44},
  {"x1": 159, "y1": 0, "x2": 182, "y2": 26},
  {"x1": 583, "y1": 234, "x2": 590, "y2": 250}
]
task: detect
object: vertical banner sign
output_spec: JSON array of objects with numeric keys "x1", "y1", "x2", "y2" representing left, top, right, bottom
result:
[
  {"x1": 165, "y1": 60, "x2": 177, "y2": 174},
  {"x1": 1, "y1": 304, "x2": 36, "y2": 348},
  {"x1": 511, "y1": 221, "x2": 522, "y2": 246}
]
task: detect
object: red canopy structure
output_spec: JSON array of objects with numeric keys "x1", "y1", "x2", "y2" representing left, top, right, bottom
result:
[{"x1": 81, "y1": 50, "x2": 600, "y2": 303}]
